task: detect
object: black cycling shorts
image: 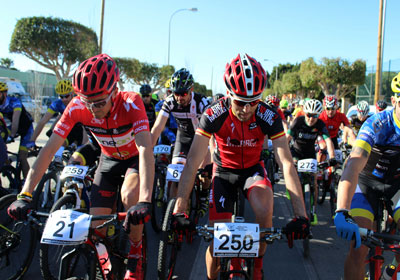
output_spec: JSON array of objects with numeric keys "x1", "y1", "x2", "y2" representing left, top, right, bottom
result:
[
  {"x1": 209, "y1": 162, "x2": 272, "y2": 221},
  {"x1": 90, "y1": 154, "x2": 139, "y2": 209},
  {"x1": 290, "y1": 147, "x2": 316, "y2": 161},
  {"x1": 172, "y1": 134, "x2": 193, "y2": 163}
]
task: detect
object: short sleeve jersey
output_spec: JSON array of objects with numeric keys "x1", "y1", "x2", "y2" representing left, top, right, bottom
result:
[
  {"x1": 196, "y1": 97, "x2": 285, "y2": 169},
  {"x1": 0, "y1": 96, "x2": 33, "y2": 136},
  {"x1": 48, "y1": 99, "x2": 66, "y2": 115},
  {"x1": 288, "y1": 116, "x2": 330, "y2": 155},
  {"x1": 53, "y1": 91, "x2": 149, "y2": 160},
  {"x1": 319, "y1": 110, "x2": 350, "y2": 138},
  {"x1": 354, "y1": 109, "x2": 400, "y2": 184},
  {"x1": 160, "y1": 92, "x2": 210, "y2": 139}
]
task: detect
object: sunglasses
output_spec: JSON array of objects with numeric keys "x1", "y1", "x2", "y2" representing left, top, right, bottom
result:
[
  {"x1": 326, "y1": 108, "x2": 336, "y2": 111},
  {"x1": 60, "y1": 94, "x2": 71, "y2": 99},
  {"x1": 306, "y1": 113, "x2": 318, "y2": 118},
  {"x1": 81, "y1": 93, "x2": 113, "y2": 110},
  {"x1": 173, "y1": 91, "x2": 189, "y2": 97},
  {"x1": 232, "y1": 99, "x2": 260, "y2": 107},
  {"x1": 142, "y1": 95, "x2": 150, "y2": 98}
]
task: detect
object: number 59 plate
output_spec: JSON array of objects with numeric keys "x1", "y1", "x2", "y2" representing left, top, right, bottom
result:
[
  {"x1": 213, "y1": 222, "x2": 260, "y2": 257},
  {"x1": 41, "y1": 209, "x2": 92, "y2": 245}
]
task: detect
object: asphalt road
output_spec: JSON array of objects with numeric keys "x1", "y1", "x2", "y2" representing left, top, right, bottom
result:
[{"x1": 2, "y1": 126, "x2": 358, "y2": 279}]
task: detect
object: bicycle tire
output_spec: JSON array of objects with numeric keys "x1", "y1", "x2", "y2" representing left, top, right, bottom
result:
[
  {"x1": 329, "y1": 175, "x2": 337, "y2": 218},
  {"x1": 40, "y1": 194, "x2": 77, "y2": 280},
  {"x1": 151, "y1": 171, "x2": 166, "y2": 233},
  {"x1": 0, "y1": 165, "x2": 20, "y2": 195},
  {"x1": 316, "y1": 179, "x2": 326, "y2": 205},
  {"x1": 266, "y1": 158, "x2": 275, "y2": 188},
  {"x1": 158, "y1": 198, "x2": 179, "y2": 280},
  {"x1": 0, "y1": 193, "x2": 37, "y2": 280},
  {"x1": 33, "y1": 171, "x2": 60, "y2": 213},
  {"x1": 303, "y1": 183, "x2": 311, "y2": 258}
]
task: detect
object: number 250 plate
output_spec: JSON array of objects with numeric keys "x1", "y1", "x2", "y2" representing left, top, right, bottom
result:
[
  {"x1": 41, "y1": 209, "x2": 92, "y2": 245},
  {"x1": 213, "y1": 222, "x2": 260, "y2": 257}
]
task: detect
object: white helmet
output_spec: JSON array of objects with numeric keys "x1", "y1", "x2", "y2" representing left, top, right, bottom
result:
[
  {"x1": 357, "y1": 100, "x2": 370, "y2": 117},
  {"x1": 304, "y1": 99, "x2": 323, "y2": 115}
]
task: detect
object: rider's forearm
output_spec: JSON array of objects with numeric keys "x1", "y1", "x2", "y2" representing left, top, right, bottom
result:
[
  {"x1": 283, "y1": 162, "x2": 307, "y2": 217},
  {"x1": 138, "y1": 145, "x2": 155, "y2": 203},
  {"x1": 11, "y1": 110, "x2": 21, "y2": 137},
  {"x1": 31, "y1": 120, "x2": 46, "y2": 142}
]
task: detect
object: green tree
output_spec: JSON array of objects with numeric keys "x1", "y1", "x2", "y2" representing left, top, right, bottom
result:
[
  {"x1": 193, "y1": 82, "x2": 212, "y2": 97},
  {"x1": 0, "y1": 58, "x2": 14, "y2": 69},
  {"x1": 281, "y1": 72, "x2": 303, "y2": 96},
  {"x1": 269, "y1": 63, "x2": 300, "y2": 88},
  {"x1": 9, "y1": 16, "x2": 98, "y2": 80}
]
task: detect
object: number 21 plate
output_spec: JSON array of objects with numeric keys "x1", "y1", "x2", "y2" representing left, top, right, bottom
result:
[
  {"x1": 213, "y1": 222, "x2": 260, "y2": 257},
  {"x1": 41, "y1": 209, "x2": 92, "y2": 245}
]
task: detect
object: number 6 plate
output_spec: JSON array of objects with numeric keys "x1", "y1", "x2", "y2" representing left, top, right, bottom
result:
[
  {"x1": 41, "y1": 209, "x2": 92, "y2": 245},
  {"x1": 166, "y1": 164, "x2": 184, "y2": 182},
  {"x1": 213, "y1": 222, "x2": 260, "y2": 257}
]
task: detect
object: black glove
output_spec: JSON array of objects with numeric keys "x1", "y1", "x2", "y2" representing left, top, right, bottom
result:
[
  {"x1": 329, "y1": 157, "x2": 337, "y2": 166},
  {"x1": 8, "y1": 198, "x2": 32, "y2": 220},
  {"x1": 172, "y1": 213, "x2": 195, "y2": 231},
  {"x1": 285, "y1": 216, "x2": 310, "y2": 248},
  {"x1": 123, "y1": 202, "x2": 151, "y2": 232}
]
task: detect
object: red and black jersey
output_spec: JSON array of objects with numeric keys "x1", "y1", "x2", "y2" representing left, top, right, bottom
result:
[{"x1": 196, "y1": 97, "x2": 285, "y2": 169}]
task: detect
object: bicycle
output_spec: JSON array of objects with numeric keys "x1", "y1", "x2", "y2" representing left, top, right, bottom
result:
[
  {"x1": 151, "y1": 144, "x2": 172, "y2": 233},
  {"x1": 262, "y1": 140, "x2": 279, "y2": 188},
  {"x1": 37, "y1": 208, "x2": 147, "y2": 280},
  {"x1": 196, "y1": 222, "x2": 286, "y2": 280},
  {"x1": 317, "y1": 159, "x2": 341, "y2": 219}
]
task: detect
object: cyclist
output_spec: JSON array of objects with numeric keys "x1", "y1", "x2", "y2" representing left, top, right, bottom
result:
[
  {"x1": 140, "y1": 84, "x2": 158, "y2": 129},
  {"x1": 151, "y1": 68, "x2": 211, "y2": 216},
  {"x1": 293, "y1": 99, "x2": 305, "y2": 119},
  {"x1": 319, "y1": 95, "x2": 356, "y2": 149},
  {"x1": 280, "y1": 99, "x2": 292, "y2": 123},
  {"x1": 7, "y1": 54, "x2": 154, "y2": 279},
  {"x1": 0, "y1": 81, "x2": 34, "y2": 179},
  {"x1": 172, "y1": 54, "x2": 309, "y2": 280},
  {"x1": 30, "y1": 79, "x2": 87, "y2": 160},
  {"x1": 286, "y1": 99, "x2": 336, "y2": 225},
  {"x1": 334, "y1": 72, "x2": 400, "y2": 280},
  {"x1": 375, "y1": 100, "x2": 388, "y2": 112},
  {"x1": 265, "y1": 95, "x2": 287, "y2": 132},
  {"x1": 348, "y1": 100, "x2": 370, "y2": 135},
  {"x1": 213, "y1": 93, "x2": 225, "y2": 102},
  {"x1": 0, "y1": 112, "x2": 8, "y2": 169}
]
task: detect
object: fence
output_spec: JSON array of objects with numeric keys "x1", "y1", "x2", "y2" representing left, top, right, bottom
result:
[{"x1": 356, "y1": 58, "x2": 400, "y2": 104}]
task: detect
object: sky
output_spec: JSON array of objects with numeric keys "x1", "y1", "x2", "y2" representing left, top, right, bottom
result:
[{"x1": 1, "y1": 0, "x2": 399, "y2": 94}]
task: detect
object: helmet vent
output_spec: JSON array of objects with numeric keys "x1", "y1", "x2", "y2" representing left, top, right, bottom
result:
[
  {"x1": 86, "y1": 64, "x2": 92, "y2": 73},
  {"x1": 96, "y1": 60, "x2": 104, "y2": 72},
  {"x1": 238, "y1": 77, "x2": 245, "y2": 93},
  {"x1": 80, "y1": 60, "x2": 88, "y2": 70},
  {"x1": 107, "y1": 60, "x2": 113, "y2": 72},
  {"x1": 254, "y1": 78, "x2": 259, "y2": 92},
  {"x1": 230, "y1": 77, "x2": 237, "y2": 91},
  {"x1": 100, "y1": 72, "x2": 107, "y2": 89},
  {"x1": 91, "y1": 74, "x2": 98, "y2": 91},
  {"x1": 108, "y1": 76, "x2": 115, "y2": 90},
  {"x1": 245, "y1": 69, "x2": 251, "y2": 79},
  {"x1": 83, "y1": 76, "x2": 88, "y2": 91},
  {"x1": 235, "y1": 65, "x2": 241, "y2": 75}
]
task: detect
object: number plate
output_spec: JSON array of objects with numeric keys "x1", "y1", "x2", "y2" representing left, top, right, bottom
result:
[
  {"x1": 297, "y1": 158, "x2": 318, "y2": 173},
  {"x1": 334, "y1": 149, "x2": 343, "y2": 163},
  {"x1": 213, "y1": 223, "x2": 260, "y2": 257},
  {"x1": 154, "y1": 145, "x2": 171, "y2": 155},
  {"x1": 41, "y1": 209, "x2": 92, "y2": 245},
  {"x1": 166, "y1": 164, "x2": 184, "y2": 182},
  {"x1": 61, "y1": 165, "x2": 89, "y2": 180}
]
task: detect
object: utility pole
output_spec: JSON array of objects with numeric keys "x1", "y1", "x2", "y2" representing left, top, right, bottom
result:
[
  {"x1": 374, "y1": 0, "x2": 386, "y2": 104},
  {"x1": 99, "y1": 0, "x2": 105, "y2": 53}
]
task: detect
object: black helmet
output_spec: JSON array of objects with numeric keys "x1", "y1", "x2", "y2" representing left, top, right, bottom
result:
[
  {"x1": 214, "y1": 93, "x2": 224, "y2": 101},
  {"x1": 140, "y1": 84, "x2": 152, "y2": 95},
  {"x1": 375, "y1": 100, "x2": 388, "y2": 112},
  {"x1": 171, "y1": 68, "x2": 194, "y2": 94}
]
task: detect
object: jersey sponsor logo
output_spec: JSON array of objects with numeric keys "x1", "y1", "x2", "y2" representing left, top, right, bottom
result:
[
  {"x1": 226, "y1": 136, "x2": 257, "y2": 147},
  {"x1": 256, "y1": 108, "x2": 276, "y2": 126},
  {"x1": 134, "y1": 125, "x2": 147, "y2": 134},
  {"x1": 231, "y1": 122, "x2": 235, "y2": 133},
  {"x1": 98, "y1": 190, "x2": 115, "y2": 198},
  {"x1": 87, "y1": 126, "x2": 108, "y2": 134},
  {"x1": 133, "y1": 119, "x2": 148, "y2": 127},
  {"x1": 388, "y1": 134, "x2": 400, "y2": 143},
  {"x1": 95, "y1": 130, "x2": 135, "y2": 147},
  {"x1": 124, "y1": 97, "x2": 140, "y2": 112},
  {"x1": 68, "y1": 99, "x2": 85, "y2": 116},
  {"x1": 298, "y1": 132, "x2": 317, "y2": 140},
  {"x1": 219, "y1": 195, "x2": 225, "y2": 208},
  {"x1": 112, "y1": 150, "x2": 130, "y2": 158},
  {"x1": 54, "y1": 127, "x2": 65, "y2": 136},
  {"x1": 249, "y1": 122, "x2": 257, "y2": 130},
  {"x1": 58, "y1": 122, "x2": 70, "y2": 130},
  {"x1": 91, "y1": 118, "x2": 105, "y2": 125},
  {"x1": 206, "y1": 103, "x2": 227, "y2": 123}
]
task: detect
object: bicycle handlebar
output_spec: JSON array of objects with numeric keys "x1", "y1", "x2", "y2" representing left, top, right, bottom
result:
[{"x1": 359, "y1": 228, "x2": 400, "y2": 243}]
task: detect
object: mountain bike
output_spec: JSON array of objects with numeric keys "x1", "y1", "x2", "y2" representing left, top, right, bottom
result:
[{"x1": 37, "y1": 209, "x2": 147, "y2": 280}]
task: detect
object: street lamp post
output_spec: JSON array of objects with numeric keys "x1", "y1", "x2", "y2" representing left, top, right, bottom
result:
[{"x1": 168, "y1": 8, "x2": 198, "y2": 65}]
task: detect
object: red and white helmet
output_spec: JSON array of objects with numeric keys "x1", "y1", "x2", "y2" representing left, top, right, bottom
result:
[
  {"x1": 224, "y1": 54, "x2": 267, "y2": 102},
  {"x1": 323, "y1": 95, "x2": 338, "y2": 109}
]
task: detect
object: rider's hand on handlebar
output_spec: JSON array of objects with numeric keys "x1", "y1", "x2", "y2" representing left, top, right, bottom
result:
[
  {"x1": 123, "y1": 202, "x2": 152, "y2": 232},
  {"x1": 285, "y1": 216, "x2": 310, "y2": 248},
  {"x1": 334, "y1": 210, "x2": 361, "y2": 248},
  {"x1": 7, "y1": 193, "x2": 33, "y2": 220},
  {"x1": 328, "y1": 158, "x2": 337, "y2": 167},
  {"x1": 172, "y1": 212, "x2": 195, "y2": 231}
]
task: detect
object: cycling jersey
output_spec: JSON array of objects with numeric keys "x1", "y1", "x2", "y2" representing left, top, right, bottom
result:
[
  {"x1": 349, "y1": 114, "x2": 368, "y2": 135},
  {"x1": 54, "y1": 91, "x2": 149, "y2": 160},
  {"x1": 276, "y1": 107, "x2": 285, "y2": 121},
  {"x1": 0, "y1": 96, "x2": 33, "y2": 136},
  {"x1": 318, "y1": 110, "x2": 349, "y2": 138},
  {"x1": 160, "y1": 92, "x2": 210, "y2": 140},
  {"x1": 196, "y1": 97, "x2": 285, "y2": 169},
  {"x1": 47, "y1": 99, "x2": 66, "y2": 115},
  {"x1": 144, "y1": 98, "x2": 158, "y2": 129},
  {"x1": 354, "y1": 109, "x2": 400, "y2": 184},
  {"x1": 288, "y1": 116, "x2": 330, "y2": 159}
]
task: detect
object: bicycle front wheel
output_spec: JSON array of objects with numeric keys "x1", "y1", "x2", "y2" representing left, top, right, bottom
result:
[
  {"x1": 0, "y1": 165, "x2": 20, "y2": 196},
  {"x1": 40, "y1": 194, "x2": 78, "y2": 280},
  {"x1": 0, "y1": 194, "x2": 37, "y2": 280},
  {"x1": 303, "y1": 183, "x2": 311, "y2": 258},
  {"x1": 151, "y1": 171, "x2": 166, "y2": 233},
  {"x1": 33, "y1": 171, "x2": 60, "y2": 213},
  {"x1": 158, "y1": 198, "x2": 179, "y2": 280}
]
